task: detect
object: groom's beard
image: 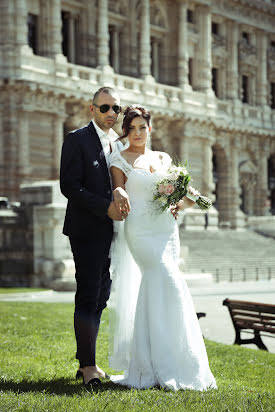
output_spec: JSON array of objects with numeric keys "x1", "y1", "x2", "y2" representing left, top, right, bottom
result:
[{"x1": 74, "y1": 309, "x2": 102, "y2": 367}]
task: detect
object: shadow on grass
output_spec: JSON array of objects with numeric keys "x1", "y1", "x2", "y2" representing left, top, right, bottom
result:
[{"x1": 0, "y1": 378, "x2": 130, "y2": 396}]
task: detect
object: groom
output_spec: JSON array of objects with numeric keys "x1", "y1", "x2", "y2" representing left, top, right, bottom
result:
[{"x1": 60, "y1": 86, "x2": 125, "y2": 386}]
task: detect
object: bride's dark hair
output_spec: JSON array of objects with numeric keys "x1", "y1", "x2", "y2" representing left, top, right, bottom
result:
[{"x1": 120, "y1": 105, "x2": 151, "y2": 139}]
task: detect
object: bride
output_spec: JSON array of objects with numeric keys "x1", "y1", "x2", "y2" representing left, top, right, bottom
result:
[{"x1": 108, "y1": 105, "x2": 217, "y2": 391}]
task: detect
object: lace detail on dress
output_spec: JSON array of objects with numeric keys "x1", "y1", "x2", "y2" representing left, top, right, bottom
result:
[{"x1": 109, "y1": 151, "x2": 132, "y2": 177}]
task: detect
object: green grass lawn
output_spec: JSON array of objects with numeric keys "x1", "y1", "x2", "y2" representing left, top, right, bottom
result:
[
  {"x1": 0, "y1": 288, "x2": 49, "y2": 294},
  {"x1": 0, "y1": 302, "x2": 274, "y2": 412}
]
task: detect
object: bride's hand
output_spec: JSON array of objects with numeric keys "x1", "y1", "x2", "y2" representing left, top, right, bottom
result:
[
  {"x1": 170, "y1": 204, "x2": 179, "y2": 220},
  {"x1": 113, "y1": 187, "x2": 131, "y2": 217},
  {"x1": 170, "y1": 197, "x2": 195, "y2": 219},
  {"x1": 170, "y1": 200, "x2": 185, "y2": 219}
]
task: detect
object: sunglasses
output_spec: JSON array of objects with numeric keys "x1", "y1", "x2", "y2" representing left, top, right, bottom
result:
[{"x1": 93, "y1": 103, "x2": 122, "y2": 114}]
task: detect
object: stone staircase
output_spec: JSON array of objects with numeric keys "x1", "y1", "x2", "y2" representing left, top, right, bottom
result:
[{"x1": 180, "y1": 229, "x2": 275, "y2": 282}]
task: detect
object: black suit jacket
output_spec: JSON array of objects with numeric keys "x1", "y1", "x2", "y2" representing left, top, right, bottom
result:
[{"x1": 60, "y1": 121, "x2": 113, "y2": 239}]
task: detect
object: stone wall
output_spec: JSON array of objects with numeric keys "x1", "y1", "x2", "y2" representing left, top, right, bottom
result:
[{"x1": 0, "y1": 0, "x2": 275, "y2": 236}]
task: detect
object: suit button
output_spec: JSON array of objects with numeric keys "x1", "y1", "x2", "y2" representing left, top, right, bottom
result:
[
  {"x1": 80, "y1": 189, "x2": 83, "y2": 192},
  {"x1": 107, "y1": 190, "x2": 111, "y2": 194}
]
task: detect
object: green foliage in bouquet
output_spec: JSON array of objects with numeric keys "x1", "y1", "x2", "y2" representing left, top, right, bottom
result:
[{"x1": 153, "y1": 164, "x2": 192, "y2": 212}]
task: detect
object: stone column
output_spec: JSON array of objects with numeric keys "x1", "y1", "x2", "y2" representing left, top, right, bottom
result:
[
  {"x1": 256, "y1": 31, "x2": 268, "y2": 106},
  {"x1": 255, "y1": 145, "x2": 270, "y2": 215},
  {"x1": 152, "y1": 38, "x2": 159, "y2": 80},
  {"x1": 130, "y1": 8, "x2": 138, "y2": 76},
  {"x1": 86, "y1": 0, "x2": 97, "y2": 67},
  {"x1": 178, "y1": 1, "x2": 192, "y2": 91},
  {"x1": 193, "y1": 5, "x2": 213, "y2": 94},
  {"x1": 39, "y1": 1, "x2": 50, "y2": 56},
  {"x1": 241, "y1": 175, "x2": 255, "y2": 216},
  {"x1": 97, "y1": 0, "x2": 109, "y2": 67},
  {"x1": 229, "y1": 138, "x2": 245, "y2": 228},
  {"x1": 2, "y1": 93, "x2": 19, "y2": 200},
  {"x1": 246, "y1": 185, "x2": 254, "y2": 216},
  {"x1": 139, "y1": 0, "x2": 151, "y2": 78},
  {"x1": 18, "y1": 111, "x2": 30, "y2": 181},
  {"x1": 52, "y1": 115, "x2": 64, "y2": 179},
  {"x1": 226, "y1": 20, "x2": 239, "y2": 100},
  {"x1": 202, "y1": 138, "x2": 215, "y2": 198},
  {"x1": 120, "y1": 27, "x2": 131, "y2": 75},
  {"x1": 15, "y1": 0, "x2": 29, "y2": 47},
  {"x1": 111, "y1": 26, "x2": 120, "y2": 72},
  {"x1": 50, "y1": 0, "x2": 63, "y2": 57},
  {"x1": 251, "y1": 76, "x2": 256, "y2": 106},
  {"x1": 68, "y1": 15, "x2": 76, "y2": 63},
  {"x1": 1, "y1": 0, "x2": 32, "y2": 65}
]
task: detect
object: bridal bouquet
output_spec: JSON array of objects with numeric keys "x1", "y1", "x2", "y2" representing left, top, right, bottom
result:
[{"x1": 153, "y1": 163, "x2": 212, "y2": 213}]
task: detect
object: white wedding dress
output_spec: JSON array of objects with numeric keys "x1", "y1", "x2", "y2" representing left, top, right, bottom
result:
[{"x1": 108, "y1": 150, "x2": 217, "y2": 391}]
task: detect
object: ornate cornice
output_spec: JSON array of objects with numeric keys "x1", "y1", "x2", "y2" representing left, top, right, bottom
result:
[
  {"x1": 211, "y1": 0, "x2": 275, "y2": 32},
  {"x1": 231, "y1": 0, "x2": 275, "y2": 14},
  {"x1": 0, "y1": 80, "x2": 67, "y2": 116}
]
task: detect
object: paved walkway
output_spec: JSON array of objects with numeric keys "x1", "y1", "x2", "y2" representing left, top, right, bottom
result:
[
  {"x1": 190, "y1": 280, "x2": 275, "y2": 354},
  {"x1": 1, "y1": 280, "x2": 275, "y2": 353}
]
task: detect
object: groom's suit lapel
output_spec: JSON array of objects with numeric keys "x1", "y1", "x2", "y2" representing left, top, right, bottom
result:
[{"x1": 87, "y1": 121, "x2": 111, "y2": 186}]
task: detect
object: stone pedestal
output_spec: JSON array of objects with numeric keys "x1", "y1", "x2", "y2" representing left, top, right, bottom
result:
[
  {"x1": 21, "y1": 181, "x2": 75, "y2": 290},
  {"x1": 248, "y1": 215, "x2": 275, "y2": 238},
  {"x1": 180, "y1": 208, "x2": 208, "y2": 231},
  {"x1": 33, "y1": 203, "x2": 75, "y2": 289}
]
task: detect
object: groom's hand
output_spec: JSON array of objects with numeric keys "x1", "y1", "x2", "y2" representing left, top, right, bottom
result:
[{"x1": 107, "y1": 201, "x2": 124, "y2": 221}]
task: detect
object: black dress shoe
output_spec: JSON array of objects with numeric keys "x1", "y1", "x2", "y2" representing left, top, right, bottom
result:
[
  {"x1": 77, "y1": 369, "x2": 109, "y2": 380},
  {"x1": 83, "y1": 377, "x2": 102, "y2": 390},
  {"x1": 76, "y1": 370, "x2": 83, "y2": 380}
]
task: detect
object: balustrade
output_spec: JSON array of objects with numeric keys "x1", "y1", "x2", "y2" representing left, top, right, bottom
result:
[{"x1": 15, "y1": 38, "x2": 275, "y2": 131}]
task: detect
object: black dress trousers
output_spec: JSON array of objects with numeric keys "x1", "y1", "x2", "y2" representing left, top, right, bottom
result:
[{"x1": 70, "y1": 223, "x2": 113, "y2": 366}]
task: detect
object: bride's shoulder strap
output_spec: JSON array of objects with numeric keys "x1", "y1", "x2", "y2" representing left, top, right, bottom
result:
[{"x1": 109, "y1": 150, "x2": 132, "y2": 176}]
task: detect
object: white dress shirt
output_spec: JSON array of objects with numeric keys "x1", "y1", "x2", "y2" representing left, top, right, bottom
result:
[{"x1": 92, "y1": 119, "x2": 118, "y2": 167}]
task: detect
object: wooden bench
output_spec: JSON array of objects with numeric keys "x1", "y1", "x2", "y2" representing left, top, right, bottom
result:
[{"x1": 223, "y1": 298, "x2": 275, "y2": 351}]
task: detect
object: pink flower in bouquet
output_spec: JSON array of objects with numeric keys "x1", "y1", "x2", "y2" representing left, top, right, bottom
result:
[
  {"x1": 164, "y1": 183, "x2": 175, "y2": 196},
  {"x1": 158, "y1": 184, "x2": 165, "y2": 194}
]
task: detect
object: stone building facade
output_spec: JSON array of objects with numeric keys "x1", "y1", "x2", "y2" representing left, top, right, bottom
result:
[{"x1": 1, "y1": 0, "x2": 275, "y2": 230}]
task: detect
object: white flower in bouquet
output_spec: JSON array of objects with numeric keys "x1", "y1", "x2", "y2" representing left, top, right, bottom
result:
[{"x1": 153, "y1": 162, "x2": 212, "y2": 213}]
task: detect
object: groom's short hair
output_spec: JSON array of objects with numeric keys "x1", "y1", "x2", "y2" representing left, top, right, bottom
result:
[{"x1": 93, "y1": 86, "x2": 119, "y2": 104}]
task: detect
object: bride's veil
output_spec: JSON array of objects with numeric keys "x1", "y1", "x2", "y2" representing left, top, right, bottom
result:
[{"x1": 108, "y1": 220, "x2": 141, "y2": 371}]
